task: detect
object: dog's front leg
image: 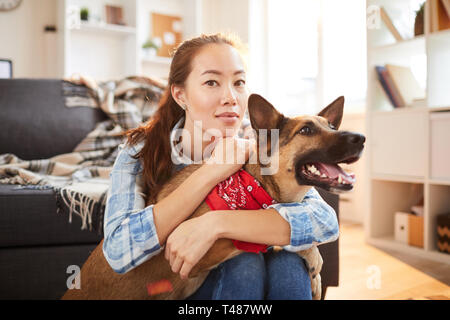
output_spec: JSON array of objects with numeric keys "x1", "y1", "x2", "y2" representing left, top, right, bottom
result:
[{"x1": 297, "y1": 246, "x2": 323, "y2": 300}]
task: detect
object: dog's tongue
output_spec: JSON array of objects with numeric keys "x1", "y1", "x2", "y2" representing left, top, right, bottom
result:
[{"x1": 315, "y1": 162, "x2": 354, "y2": 180}]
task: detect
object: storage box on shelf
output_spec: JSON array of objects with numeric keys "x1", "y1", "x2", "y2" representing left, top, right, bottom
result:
[
  {"x1": 365, "y1": 0, "x2": 450, "y2": 264},
  {"x1": 437, "y1": 212, "x2": 450, "y2": 254},
  {"x1": 395, "y1": 211, "x2": 424, "y2": 248},
  {"x1": 428, "y1": 185, "x2": 450, "y2": 254}
]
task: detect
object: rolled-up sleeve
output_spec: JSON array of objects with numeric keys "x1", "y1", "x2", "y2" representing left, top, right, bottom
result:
[
  {"x1": 102, "y1": 143, "x2": 163, "y2": 274},
  {"x1": 268, "y1": 188, "x2": 339, "y2": 252}
]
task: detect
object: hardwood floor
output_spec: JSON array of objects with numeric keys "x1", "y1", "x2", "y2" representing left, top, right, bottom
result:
[{"x1": 325, "y1": 222, "x2": 450, "y2": 300}]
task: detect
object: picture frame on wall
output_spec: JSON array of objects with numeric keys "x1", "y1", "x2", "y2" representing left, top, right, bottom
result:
[
  {"x1": 105, "y1": 5, "x2": 125, "y2": 25},
  {"x1": 151, "y1": 12, "x2": 183, "y2": 57},
  {"x1": 0, "y1": 59, "x2": 12, "y2": 79}
]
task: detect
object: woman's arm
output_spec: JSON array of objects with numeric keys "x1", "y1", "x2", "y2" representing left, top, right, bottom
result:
[
  {"x1": 209, "y1": 209, "x2": 291, "y2": 246},
  {"x1": 209, "y1": 188, "x2": 339, "y2": 251},
  {"x1": 103, "y1": 137, "x2": 253, "y2": 274},
  {"x1": 102, "y1": 143, "x2": 218, "y2": 274}
]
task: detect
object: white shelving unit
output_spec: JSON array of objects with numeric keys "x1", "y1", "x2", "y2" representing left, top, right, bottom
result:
[
  {"x1": 365, "y1": 0, "x2": 450, "y2": 264},
  {"x1": 56, "y1": 0, "x2": 202, "y2": 81},
  {"x1": 74, "y1": 21, "x2": 137, "y2": 36}
]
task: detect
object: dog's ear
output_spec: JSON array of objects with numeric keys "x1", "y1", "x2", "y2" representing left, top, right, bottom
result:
[
  {"x1": 318, "y1": 96, "x2": 344, "y2": 129},
  {"x1": 248, "y1": 94, "x2": 285, "y2": 131}
]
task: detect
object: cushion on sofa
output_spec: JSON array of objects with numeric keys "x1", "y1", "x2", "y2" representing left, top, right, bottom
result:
[
  {"x1": 0, "y1": 243, "x2": 98, "y2": 299},
  {"x1": 0, "y1": 79, "x2": 107, "y2": 160},
  {"x1": 0, "y1": 184, "x2": 102, "y2": 248}
]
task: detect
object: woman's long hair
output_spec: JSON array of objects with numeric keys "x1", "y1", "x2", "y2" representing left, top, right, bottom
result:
[{"x1": 126, "y1": 33, "x2": 245, "y2": 203}]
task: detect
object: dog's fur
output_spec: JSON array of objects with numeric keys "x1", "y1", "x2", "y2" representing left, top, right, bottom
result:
[{"x1": 62, "y1": 94, "x2": 365, "y2": 300}]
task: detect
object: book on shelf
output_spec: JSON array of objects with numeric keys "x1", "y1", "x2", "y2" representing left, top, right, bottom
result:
[
  {"x1": 430, "y1": 0, "x2": 450, "y2": 32},
  {"x1": 375, "y1": 64, "x2": 426, "y2": 108},
  {"x1": 375, "y1": 66, "x2": 404, "y2": 108},
  {"x1": 385, "y1": 64, "x2": 426, "y2": 107},
  {"x1": 380, "y1": 6, "x2": 404, "y2": 41}
]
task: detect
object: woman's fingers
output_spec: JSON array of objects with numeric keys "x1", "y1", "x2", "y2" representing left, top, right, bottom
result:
[
  {"x1": 171, "y1": 255, "x2": 184, "y2": 274},
  {"x1": 179, "y1": 260, "x2": 194, "y2": 280},
  {"x1": 163, "y1": 215, "x2": 217, "y2": 279}
]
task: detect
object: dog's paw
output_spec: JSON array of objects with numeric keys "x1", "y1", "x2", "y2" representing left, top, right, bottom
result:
[
  {"x1": 311, "y1": 274, "x2": 322, "y2": 300},
  {"x1": 298, "y1": 246, "x2": 323, "y2": 279},
  {"x1": 297, "y1": 246, "x2": 323, "y2": 300}
]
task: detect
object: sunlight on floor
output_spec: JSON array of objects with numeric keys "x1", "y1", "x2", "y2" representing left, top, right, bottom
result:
[{"x1": 325, "y1": 222, "x2": 450, "y2": 300}]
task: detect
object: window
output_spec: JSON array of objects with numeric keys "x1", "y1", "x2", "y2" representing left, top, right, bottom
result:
[{"x1": 249, "y1": 0, "x2": 367, "y2": 115}]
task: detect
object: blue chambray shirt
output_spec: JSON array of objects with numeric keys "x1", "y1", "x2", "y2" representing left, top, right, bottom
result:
[{"x1": 103, "y1": 117, "x2": 339, "y2": 274}]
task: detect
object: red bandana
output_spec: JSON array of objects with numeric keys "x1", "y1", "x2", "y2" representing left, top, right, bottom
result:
[{"x1": 205, "y1": 169, "x2": 278, "y2": 253}]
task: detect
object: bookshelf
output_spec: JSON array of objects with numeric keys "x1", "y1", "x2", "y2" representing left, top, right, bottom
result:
[
  {"x1": 56, "y1": 0, "x2": 202, "y2": 81},
  {"x1": 366, "y1": 0, "x2": 450, "y2": 264}
]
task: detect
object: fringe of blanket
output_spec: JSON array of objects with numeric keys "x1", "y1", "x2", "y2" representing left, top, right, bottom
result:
[{"x1": 55, "y1": 187, "x2": 107, "y2": 235}]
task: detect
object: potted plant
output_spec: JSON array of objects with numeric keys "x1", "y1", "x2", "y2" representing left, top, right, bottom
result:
[
  {"x1": 142, "y1": 39, "x2": 160, "y2": 58},
  {"x1": 80, "y1": 7, "x2": 89, "y2": 21}
]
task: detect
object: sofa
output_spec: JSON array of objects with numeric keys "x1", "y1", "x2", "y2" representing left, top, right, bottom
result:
[{"x1": 0, "y1": 79, "x2": 339, "y2": 300}]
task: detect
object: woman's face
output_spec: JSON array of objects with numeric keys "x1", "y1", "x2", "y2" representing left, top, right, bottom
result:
[{"x1": 174, "y1": 43, "x2": 249, "y2": 138}]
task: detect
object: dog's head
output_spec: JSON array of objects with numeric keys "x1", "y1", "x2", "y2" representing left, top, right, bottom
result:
[{"x1": 248, "y1": 94, "x2": 365, "y2": 195}]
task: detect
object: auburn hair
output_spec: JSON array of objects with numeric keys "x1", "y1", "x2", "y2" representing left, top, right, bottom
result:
[{"x1": 125, "y1": 33, "x2": 246, "y2": 203}]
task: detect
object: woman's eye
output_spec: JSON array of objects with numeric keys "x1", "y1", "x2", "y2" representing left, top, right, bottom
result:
[
  {"x1": 299, "y1": 126, "x2": 312, "y2": 135},
  {"x1": 235, "y1": 79, "x2": 246, "y2": 87},
  {"x1": 205, "y1": 80, "x2": 218, "y2": 87}
]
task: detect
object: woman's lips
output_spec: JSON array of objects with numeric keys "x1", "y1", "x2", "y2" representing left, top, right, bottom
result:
[{"x1": 215, "y1": 112, "x2": 239, "y2": 124}]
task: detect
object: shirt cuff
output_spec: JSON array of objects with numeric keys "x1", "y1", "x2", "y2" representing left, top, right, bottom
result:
[{"x1": 268, "y1": 202, "x2": 316, "y2": 251}]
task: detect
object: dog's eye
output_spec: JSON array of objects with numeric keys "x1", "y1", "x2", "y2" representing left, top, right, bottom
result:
[{"x1": 298, "y1": 126, "x2": 312, "y2": 135}]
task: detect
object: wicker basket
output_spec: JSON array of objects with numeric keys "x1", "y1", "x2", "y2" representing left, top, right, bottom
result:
[{"x1": 437, "y1": 212, "x2": 450, "y2": 254}]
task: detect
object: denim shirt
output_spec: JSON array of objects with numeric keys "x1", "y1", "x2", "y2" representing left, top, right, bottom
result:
[{"x1": 102, "y1": 118, "x2": 339, "y2": 274}]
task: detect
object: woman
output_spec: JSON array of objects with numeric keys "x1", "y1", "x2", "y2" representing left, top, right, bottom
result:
[{"x1": 102, "y1": 33, "x2": 339, "y2": 300}]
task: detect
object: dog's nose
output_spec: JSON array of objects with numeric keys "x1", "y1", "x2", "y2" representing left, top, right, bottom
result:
[{"x1": 343, "y1": 132, "x2": 365, "y2": 145}]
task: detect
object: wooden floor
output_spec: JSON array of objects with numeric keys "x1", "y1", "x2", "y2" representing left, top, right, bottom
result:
[{"x1": 325, "y1": 222, "x2": 450, "y2": 300}]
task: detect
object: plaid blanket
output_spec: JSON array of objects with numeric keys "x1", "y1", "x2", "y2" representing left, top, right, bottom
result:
[{"x1": 0, "y1": 75, "x2": 165, "y2": 234}]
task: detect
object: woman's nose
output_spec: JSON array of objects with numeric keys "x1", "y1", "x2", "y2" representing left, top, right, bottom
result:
[{"x1": 221, "y1": 85, "x2": 237, "y2": 106}]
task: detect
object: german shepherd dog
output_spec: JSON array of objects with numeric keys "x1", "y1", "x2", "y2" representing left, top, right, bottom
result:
[{"x1": 62, "y1": 94, "x2": 365, "y2": 300}]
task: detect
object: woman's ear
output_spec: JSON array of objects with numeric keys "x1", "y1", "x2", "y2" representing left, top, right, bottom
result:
[{"x1": 171, "y1": 84, "x2": 187, "y2": 109}]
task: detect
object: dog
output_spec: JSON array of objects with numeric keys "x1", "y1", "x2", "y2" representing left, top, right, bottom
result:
[{"x1": 62, "y1": 94, "x2": 365, "y2": 300}]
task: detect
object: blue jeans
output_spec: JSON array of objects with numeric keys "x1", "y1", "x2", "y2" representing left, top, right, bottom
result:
[{"x1": 186, "y1": 248, "x2": 312, "y2": 300}]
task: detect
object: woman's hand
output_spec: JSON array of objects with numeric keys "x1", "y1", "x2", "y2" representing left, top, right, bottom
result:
[
  {"x1": 203, "y1": 136, "x2": 256, "y2": 183},
  {"x1": 164, "y1": 212, "x2": 219, "y2": 280}
]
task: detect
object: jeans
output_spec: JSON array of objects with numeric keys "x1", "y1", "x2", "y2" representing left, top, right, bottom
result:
[{"x1": 186, "y1": 248, "x2": 312, "y2": 300}]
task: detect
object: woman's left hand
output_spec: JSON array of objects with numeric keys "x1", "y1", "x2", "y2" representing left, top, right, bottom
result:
[{"x1": 164, "y1": 212, "x2": 219, "y2": 279}]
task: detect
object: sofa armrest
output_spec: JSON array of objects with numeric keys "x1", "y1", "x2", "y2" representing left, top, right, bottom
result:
[{"x1": 316, "y1": 188, "x2": 339, "y2": 289}]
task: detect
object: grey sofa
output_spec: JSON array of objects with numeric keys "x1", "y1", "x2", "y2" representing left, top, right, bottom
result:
[{"x1": 0, "y1": 79, "x2": 339, "y2": 299}]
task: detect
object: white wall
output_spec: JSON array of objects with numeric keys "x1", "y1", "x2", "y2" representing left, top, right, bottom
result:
[
  {"x1": 0, "y1": 0, "x2": 57, "y2": 78},
  {"x1": 201, "y1": 0, "x2": 249, "y2": 43}
]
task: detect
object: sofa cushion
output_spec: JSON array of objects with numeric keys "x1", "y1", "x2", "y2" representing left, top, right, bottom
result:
[
  {"x1": 0, "y1": 243, "x2": 98, "y2": 299},
  {"x1": 0, "y1": 184, "x2": 102, "y2": 248},
  {"x1": 0, "y1": 79, "x2": 107, "y2": 160}
]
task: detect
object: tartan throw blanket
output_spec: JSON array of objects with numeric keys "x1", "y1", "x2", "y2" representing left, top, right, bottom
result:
[{"x1": 0, "y1": 75, "x2": 165, "y2": 234}]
